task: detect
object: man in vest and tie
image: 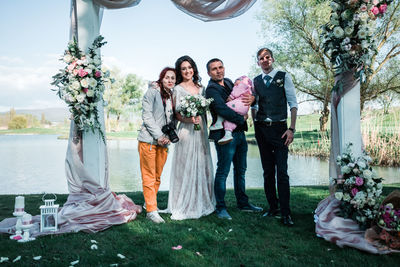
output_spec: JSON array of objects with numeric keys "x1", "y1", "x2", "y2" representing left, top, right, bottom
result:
[{"x1": 252, "y1": 48, "x2": 298, "y2": 226}]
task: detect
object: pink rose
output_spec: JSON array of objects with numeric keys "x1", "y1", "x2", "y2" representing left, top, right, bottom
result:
[
  {"x1": 73, "y1": 69, "x2": 79, "y2": 76},
  {"x1": 95, "y1": 70, "x2": 102, "y2": 78},
  {"x1": 379, "y1": 4, "x2": 387, "y2": 13},
  {"x1": 371, "y1": 6, "x2": 380, "y2": 15},
  {"x1": 351, "y1": 188, "x2": 359, "y2": 196},
  {"x1": 78, "y1": 68, "x2": 88, "y2": 78},
  {"x1": 67, "y1": 61, "x2": 77, "y2": 71},
  {"x1": 355, "y1": 177, "x2": 364, "y2": 186},
  {"x1": 83, "y1": 88, "x2": 88, "y2": 93}
]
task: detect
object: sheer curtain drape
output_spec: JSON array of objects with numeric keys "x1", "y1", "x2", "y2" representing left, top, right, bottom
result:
[{"x1": 93, "y1": 0, "x2": 257, "y2": 21}]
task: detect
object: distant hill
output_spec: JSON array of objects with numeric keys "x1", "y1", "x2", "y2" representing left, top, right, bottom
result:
[{"x1": 0, "y1": 107, "x2": 69, "y2": 122}]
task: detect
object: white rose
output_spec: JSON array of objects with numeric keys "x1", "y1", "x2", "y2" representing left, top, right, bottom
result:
[
  {"x1": 357, "y1": 160, "x2": 366, "y2": 169},
  {"x1": 88, "y1": 78, "x2": 97, "y2": 88},
  {"x1": 344, "y1": 27, "x2": 354, "y2": 36},
  {"x1": 335, "y1": 192, "x2": 343, "y2": 201},
  {"x1": 361, "y1": 40, "x2": 369, "y2": 49},
  {"x1": 93, "y1": 56, "x2": 101, "y2": 65},
  {"x1": 363, "y1": 169, "x2": 372, "y2": 179},
  {"x1": 358, "y1": 29, "x2": 368, "y2": 39},
  {"x1": 76, "y1": 93, "x2": 86, "y2": 103},
  {"x1": 343, "y1": 193, "x2": 351, "y2": 201},
  {"x1": 63, "y1": 54, "x2": 73, "y2": 63},
  {"x1": 86, "y1": 90, "x2": 95, "y2": 97},
  {"x1": 341, "y1": 166, "x2": 351, "y2": 174},
  {"x1": 333, "y1": 27, "x2": 345, "y2": 38},
  {"x1": 71, "y1": 81, "x2": 81, "y2": 90},
  {"x1": 80, "y1": 78, "x2": 89, "y2": 88}
]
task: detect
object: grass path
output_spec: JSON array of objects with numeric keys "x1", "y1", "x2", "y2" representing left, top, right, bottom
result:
[{"x1": 1, "y1": 186, "x2": 399, "y2": 266}]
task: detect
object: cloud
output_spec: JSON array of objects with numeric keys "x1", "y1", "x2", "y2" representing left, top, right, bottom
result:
[{"x1": 0, "y1": 55, "x2": 65, "y2": 111}]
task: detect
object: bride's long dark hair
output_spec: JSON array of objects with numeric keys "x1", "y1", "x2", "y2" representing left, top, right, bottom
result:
[
  {"x1": 156, "y1": 67, "x2": 176, "y2": 100},
  {"x1": 175, "y1": 55, "x2": 202, "y2": 87}
]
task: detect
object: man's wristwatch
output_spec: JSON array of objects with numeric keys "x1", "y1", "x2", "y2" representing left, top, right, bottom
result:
[{"x1": 288, "y1": 127, "x2": 296, "y2": 133}]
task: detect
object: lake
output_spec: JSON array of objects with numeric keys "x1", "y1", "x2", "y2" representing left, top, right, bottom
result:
[{"x1": 0, "y1": 135, "x2": 398, "y2": 195}]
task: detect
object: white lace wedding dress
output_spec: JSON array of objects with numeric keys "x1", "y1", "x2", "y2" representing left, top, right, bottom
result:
[{"x1": 165, "y1": 85, "x2": 215, "y2": 220}]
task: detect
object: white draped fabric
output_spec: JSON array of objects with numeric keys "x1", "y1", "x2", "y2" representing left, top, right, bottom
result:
[
  {"x1": 92, "y1": 0, "x2": 257, "y2": 21},
  {"x1": 171, "y1": 0, "x2": 257, "y2": 22}
]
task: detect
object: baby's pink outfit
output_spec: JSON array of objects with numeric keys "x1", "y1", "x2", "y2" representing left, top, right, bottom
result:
[{"x1": 224, "y1": 76, "x2": 253, "y2": 131}]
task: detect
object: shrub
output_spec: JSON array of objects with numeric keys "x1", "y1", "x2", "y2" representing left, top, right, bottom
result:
[{"x1": 8, "y1": 115, "x2": 28, "y2": 129}]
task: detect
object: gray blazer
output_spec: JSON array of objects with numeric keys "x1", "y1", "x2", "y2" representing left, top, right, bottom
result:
[{"x1": 137, "y1": 84, "x2": 174, "y2": 145}]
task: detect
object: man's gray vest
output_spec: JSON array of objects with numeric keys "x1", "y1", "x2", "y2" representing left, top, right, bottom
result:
[{"x1": 253, "y1": 71, "x2": 287, "y2": 121}]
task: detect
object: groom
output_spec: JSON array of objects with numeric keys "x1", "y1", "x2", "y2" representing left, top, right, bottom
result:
[
  {"x1": 206, "y1": 58, "x2": 262, "y2": 220},
  {"x1": 252, "y1": 48, "x2": 298, "y2": 226}
]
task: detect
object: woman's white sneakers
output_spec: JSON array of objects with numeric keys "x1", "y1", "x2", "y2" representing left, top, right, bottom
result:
[{"x1": 147, "y1": 211, "x2": 165, "y2": 223}]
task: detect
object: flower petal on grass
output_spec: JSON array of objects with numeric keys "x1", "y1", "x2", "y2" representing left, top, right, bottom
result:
[
  {"x1": 188, "y1": 228, "x2": 192, "y2": 231},
  {"x1": 228, "y1": 229, "x2": 233, "y2": 233},
  {"x1": 70, "y1": 259, "x2": 79, "y2": 265},
  {"x1": 117, "y1": 254, "x2": 125, "y2": 259},
  {"x1": 172, "y1": 245, "x2": 182, "y2": 250},
  {"x1": 91, "y1": 244, "x2": 98, "y2": 250},
  {"x1": 13, "y1": 256, "x2": 21, "y2": 263},
  {"x1": 33, "y1": 256, "x2": 42, "y2": 260},
  {"x1": 196, "y1": 252, "x2": 203, "y2": 257},
  {"x1": 91, "y1": 240, "x2": 97, "y2": 244},
  {"x1": 0, "y1": 257, "x2": 9, "y2": 263},
  {"x1": 110, "y1": 264, "x2": 118, "y2": 267}
]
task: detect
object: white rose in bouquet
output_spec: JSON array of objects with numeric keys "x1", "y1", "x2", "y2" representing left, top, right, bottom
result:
[
  {"x1": 71, "y1": 81, "x2": 81, "y2": 90},
  {"x1": 76, "y1": 93, "x2": 86, "y2": 103},
  {"x1": 63, "y1": 54, "x2": 73, "y2": 63},
  {"x1": 363, "y1": 169, "x2": 372, "y2": 179},
  {"x1": 88, "y1": 78, "x2": 97, "y2": 88},
  {"x1": 80, "y1": 78, "x2": 89, "y2": 88},
  {"x1": 87, "y1": 90, "x2": 95, "y2": 97},
  {"x1": 335, "y1": 192, "x2": 343, "y2": 201},
  {"x1": 341, "y1": 166, "x2": 351, "y2": 174}
]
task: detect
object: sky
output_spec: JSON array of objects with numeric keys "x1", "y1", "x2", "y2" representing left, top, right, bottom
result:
[{"x1": 0, "y1": 0, "x2": 267, "y2": 112}]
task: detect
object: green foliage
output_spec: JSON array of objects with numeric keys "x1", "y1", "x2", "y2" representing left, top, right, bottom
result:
[
  {"x1": 1, "y1": 188, "x2": 399, "y2": 266},
  {"x1": 7, "y1": 115, "x2": 27, "y2": 129},
  {"x1": 256, "y1": 0, "x2": 334, "y2": 130}
]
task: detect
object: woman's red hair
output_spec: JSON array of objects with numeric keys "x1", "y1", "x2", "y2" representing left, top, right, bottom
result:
[{"x1": 157, "y1": 67, "x2": 176, "y2": 100}]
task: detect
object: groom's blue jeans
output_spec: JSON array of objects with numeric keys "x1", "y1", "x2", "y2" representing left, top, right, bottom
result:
[{"x1": 214, "y1": 131, "x2": 249, "y2": 211}]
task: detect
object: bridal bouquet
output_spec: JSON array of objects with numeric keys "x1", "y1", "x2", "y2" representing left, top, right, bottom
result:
[
  {"x1": 332, "y1": 144, "x2": 383, "y2": 229},
  {"x1": 51, "y1": 36, "x2": 111, "y2": 142},
  {"x1": 321, "y1": 0, "x2": 394, "y2": 77},
  {"x1": 178, "y1": 95, "x2": 213, "y2": 130}
]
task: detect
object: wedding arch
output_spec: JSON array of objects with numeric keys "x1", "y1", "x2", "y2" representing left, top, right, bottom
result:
[{"x1": 1, "y1": 0, "x2": 382, "y2": 252}]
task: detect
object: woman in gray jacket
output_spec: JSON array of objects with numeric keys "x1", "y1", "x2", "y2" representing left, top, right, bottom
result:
[{"x1": 137, "y1": 67, "x2": 176, "y2": 223}]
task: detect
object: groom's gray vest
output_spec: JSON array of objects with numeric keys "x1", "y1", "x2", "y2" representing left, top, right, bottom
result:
[{"x1": 253, "y1": 71, "x2": 287, "y2": 122}]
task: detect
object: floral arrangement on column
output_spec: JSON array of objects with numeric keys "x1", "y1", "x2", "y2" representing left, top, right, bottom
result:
[
  {"x1": 51, "y1": 36, "x2": 111, "y2": 142},
  {"x1": 321, "y1": 0, "x2": 393, "y2": 80}
]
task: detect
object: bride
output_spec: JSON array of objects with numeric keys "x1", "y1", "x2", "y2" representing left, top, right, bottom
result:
[{"x1": 164, "y1": 55, "x2": 215, "y2": 220}]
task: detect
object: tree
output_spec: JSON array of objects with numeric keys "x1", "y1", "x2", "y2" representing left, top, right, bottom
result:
[
  {"x1": 256, "y1": 0, "x2": 334, "y2": 131},
  {"x1": 103, "y1": 68, "x2": 145, "y2": 131},
  {"x1": 8, "y1": 115, "x2": 27, "y2": 129},
  {"x1": 256, "y1": 0, "x2": 400, "y2": 130},
  {"x1": 360, "y1": 1, "x2": 400, "y2": 110},
  {"x1": 376, "y1": 90, "x2": 399, "y2": 114}
]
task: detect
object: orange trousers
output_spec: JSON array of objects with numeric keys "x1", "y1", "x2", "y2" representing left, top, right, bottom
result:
[{"x1": 138, "y1": 141, "x2": 168, "y2": 212}]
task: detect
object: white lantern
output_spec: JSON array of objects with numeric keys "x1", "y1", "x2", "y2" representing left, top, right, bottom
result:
[{"x1": 40, "y1": 193, "x2": 59, "y2": 232}]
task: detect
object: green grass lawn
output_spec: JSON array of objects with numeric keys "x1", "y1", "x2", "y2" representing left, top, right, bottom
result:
[{"x1": 1, "y1": 186, "x2": 399, "y2": 266}]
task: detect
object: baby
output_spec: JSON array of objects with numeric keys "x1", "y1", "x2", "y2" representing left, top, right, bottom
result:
[{"x1": 210, "y1": 75, "x2": 253, "y2": 144}]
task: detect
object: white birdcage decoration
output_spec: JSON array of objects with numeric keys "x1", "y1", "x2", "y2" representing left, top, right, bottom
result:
[{"x1": 40, "y1": 193, "x2": 59, "y2": 232}]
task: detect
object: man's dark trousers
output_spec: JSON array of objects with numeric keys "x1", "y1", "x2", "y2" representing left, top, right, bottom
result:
[{"x1": 254, "y1": 121, "x2": 290, "y2": 216}]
